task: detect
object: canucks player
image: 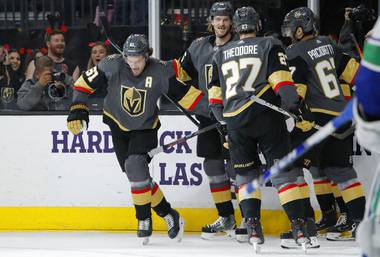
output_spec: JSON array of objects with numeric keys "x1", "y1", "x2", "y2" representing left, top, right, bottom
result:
[{"x1": 355, "y1": 16, "x2": 380, "y2": 257}]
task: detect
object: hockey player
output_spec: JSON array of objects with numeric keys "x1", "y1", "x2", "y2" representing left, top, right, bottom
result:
[
  {"x1": 66, "y1": 34, "x2": 204, "y2": 244},
  {"x1": 208, "y1": 6, "x2": 312, "y2": 249},
  {"x1": 281, "y1": 7, "x2": 366, "y2": 241},
  {"x1": 354, "y1": 16, "x2": 380, "y2": 257},
  {"x1": 174, "y1": 1, "x2": 241, "y2": 240}
]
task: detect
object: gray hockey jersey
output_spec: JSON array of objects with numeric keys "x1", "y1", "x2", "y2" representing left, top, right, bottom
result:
[
  {"x1": 286, "y1": 36, "x2": 359, "y2": 116},
  {"x1": 73, "y1": 54, "x2": 203, "y2": 131},
  {"x1": 208, "y1": 37, "x2": 294, "y2": 129},
  {"x1": 175, "y1": 34, "x2": 235, "y2": 117}
]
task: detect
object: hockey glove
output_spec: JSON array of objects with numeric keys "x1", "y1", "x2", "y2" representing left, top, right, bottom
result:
[
  {"x1": 67, "y1": 103, "x2": 89, "y2": 135},
  {"x1": 215, "y1": 120, "x2": 230, "y2": 149},
  {"x1": 292, "y1": 101, "x2": 315, "y2": 132}
]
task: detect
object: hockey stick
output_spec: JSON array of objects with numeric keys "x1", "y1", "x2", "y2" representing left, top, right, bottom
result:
[
  {"x1": 148, "y1": 122, "x2": 220, "y2": 157},
  {"x1": 242, "y1": 100, "x2": 354, "y2": 195},
  {"x1": 249, "y1": 94, "x2": 354, "y2": 140},
  {"x1": 350, "y1": 33, "x2": 363, "y2": 59}
]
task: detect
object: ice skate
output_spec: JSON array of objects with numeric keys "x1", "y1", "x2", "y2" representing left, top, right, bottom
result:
[
  {"x1": 235, "y1": 218, "x2": 249, "y2": 243},
  {"x1": 163, "y1": 209, "x2": 185, "y2": 242},
  {"x1": 201, "y1": 215, "x2": 236, "y2": 240},
  {"x1": 326, "y1": 213, "x2": 359, "y2": 241},
  {"x1": 246, "y1": 217, "x2": 264, "y2": 254},
  {"x1": 315, "y1": 209, "x2": 338, "y2": 237},
  {"x1": 290, "y1": 218, "x2": 310, "y2": 253},
  {"x1": 137, "y1": 218, "x2": 152, "y2": 245},
  {"x1": 280, "y1": 218, "x2": 320, "y2": 249}
]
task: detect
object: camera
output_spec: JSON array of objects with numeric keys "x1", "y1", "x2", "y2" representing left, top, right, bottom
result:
[
  {"x1": 47, "y1": 72, "x2": 66, "y2": 99},
  {"x1": 52, "y1": 72, "x2": 66, "y2": 83},
  {"x1": 348, "y1": 5, "x2": 376, "y2": 23},
  {"x1": 47, "y1": 82, "x2": 66, "y2": 99}
]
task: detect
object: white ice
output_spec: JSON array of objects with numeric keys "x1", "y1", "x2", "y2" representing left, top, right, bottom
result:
[{"x1": 0, "y1": 232, "x2": 361, "y2": 257}]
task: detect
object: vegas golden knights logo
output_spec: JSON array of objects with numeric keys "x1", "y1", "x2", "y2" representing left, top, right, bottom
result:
[
  {"x1": 121, "y1": 86, "x2": 146, "y2": 116},
  {"x1": 204, "y1": 64, "x2": 213, "y2": 87},
  {"x1": 1, "y1": 87, "x2": 14, "y2": 103}
]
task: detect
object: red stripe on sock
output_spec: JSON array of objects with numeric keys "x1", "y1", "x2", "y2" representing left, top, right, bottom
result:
[
  {"x1": 211, "y1": 185, "x2": 230, "y2": 193},
  {"x1": 313, "y1": 180, "x2": 330, "y2": 185},
  {"x1": 343, "y1": 182, "x2": 361, "y2": 190},
  {"x1": 131, "y1": 187, "x2": 150, "y2": 194},
  {"x1": 151, "y1": 184, "x2": 159, "y2": 194},
  {"x1": 278, "y1": 184, "x2": 297, "y2": 193}
]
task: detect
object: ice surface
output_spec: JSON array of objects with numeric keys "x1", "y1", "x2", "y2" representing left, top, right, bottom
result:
[{"x1": 0, "y1": 232, "x2": 361, "y2": 257}]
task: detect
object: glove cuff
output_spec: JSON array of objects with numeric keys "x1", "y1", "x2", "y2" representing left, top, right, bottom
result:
[{"x1": 70, "y1": 103, "x2": 89, "y2": 112}]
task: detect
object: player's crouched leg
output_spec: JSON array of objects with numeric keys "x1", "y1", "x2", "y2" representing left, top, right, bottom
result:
[
  {"x1": 236, "y1": 172, "x2": 264, "y2": 246},
  {"x1": 201, "y1": 158, "x2": 236, "y2": 240},
  {"x1": 125, "y1": 154, "x2": 184, "y2": 242},
  {"x1": 272, "y1": 170, "x2": 314, "y2": 248}
]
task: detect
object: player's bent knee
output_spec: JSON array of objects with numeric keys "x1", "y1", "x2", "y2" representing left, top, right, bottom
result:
[
  {"x1": 271, "y1": 169, "x2": 297, "y2": 188},
  {"x1": 236, "y1": 172, "x2": 260, "y2": 187},
  {"x1": 309, "y1": 166, "x2": 326, "y2": 180},
  {"x1": 124, "y1": 154, "x2": 150, "y2": 182},
  {"x1": 324, "y1": 167, "x2": 358, "y2": 184},
  {"x1": 203, "y1": 158, "x2": 226, "y2": 177}
]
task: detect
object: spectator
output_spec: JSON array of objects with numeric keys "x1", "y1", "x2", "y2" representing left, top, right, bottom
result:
[
  {"x1": 339, "y1": 5, "x2": 376, "y2": 59},
  {"x1": 17, "y1": 55, "x2": 73, "y2": 111},
  {"x1": 73, "y1": 41, "x2": 109, "y2": 80},
  {"x1": 0, "y1": 45, "x2": 10, "y2": 110},
  {"x1": 0, "y1": 45, "x2": 8, "y2": 87},
  {"x1": 73, "y1": 41, "x2": 109, "y2": 110},
  {"x1": 6, "y1": 50, "x2": 25, "y2": 90},
  {"x1": 0, "y1": 50, "x2": 25, "y2": 110},
  {"x1": 25, "y1": 30, "x2": 78, "y2": 81}
]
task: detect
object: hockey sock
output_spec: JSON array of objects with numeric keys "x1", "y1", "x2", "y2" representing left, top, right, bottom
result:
[
  {"x1": 339, "y1": 180, "x2": 366, "y2": 220},
  {"x1": 131, "y1": 185, "x2": 151, "y2": 220},
  {"x1": 238, "y1": 186, "x2": 261, "y2": 219},
  {"x1": 210, "y1": 179, "x2": 234, "y2": 217},
  {"x1": 314, "y1": 178, "x2": 336, "y2": 214},
  {"x1": 151, "y1": 182, "x2": 171, "y2": 217},
  {"x1": 297, "y1": 176, "x2": 315, "y2": 219},
  {"x1": 331, "y1": 182, "x2": 348, "y2": 213},
  {"x1": 277, "y1": 183, "x2": 304, "y2": 221}
]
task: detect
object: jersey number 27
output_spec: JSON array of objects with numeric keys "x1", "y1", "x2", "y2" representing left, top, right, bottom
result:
[{"x1": 221, "y1": 57, "x2": 262, "y2": 100}]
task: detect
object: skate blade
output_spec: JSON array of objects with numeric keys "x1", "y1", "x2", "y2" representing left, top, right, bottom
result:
[
  {"x1": 281, "y1": 239, "x2": 320, "y2": 249},
  {"x1": 252, "y1": 242, "x2": 261, "y2": 254},
  {"x1": 175, "y1": 218, "x2": 185, "y2": 243},
  {"x1": 142, "y1": 237, "x2": 150, "y2": 245},
  {"x1": 236, "y1": 234, "x2": 249, "y2": 243},
  {"x1": 249, "y1": 237, "x2": 264, "y2": 245},
  {"x1": 302, "y1": 242, "x2": 307, "y2": 254},
  {"x1": 201, "y1": 229, "x2": 235, "y2": 240},
  {"x1": 326, "y1": 231, "x2": 355, "y2": 241}
]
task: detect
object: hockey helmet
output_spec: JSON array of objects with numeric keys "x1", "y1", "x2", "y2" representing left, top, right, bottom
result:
[
  {"x1": 123, "y1": 34, "x2": 149, "y2": 57},
  {"x1": 233, "y1": 6, "x2": 261, "y2": 33},
  {"x1": 210, "y1": 1, "x2": 234, "y2": 19},
  {"x1": 282, "y1": 7, "x2": 315, "y2": 38}
]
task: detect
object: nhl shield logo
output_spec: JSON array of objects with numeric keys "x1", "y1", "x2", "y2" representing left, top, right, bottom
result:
[
  {"x1": 121, "y1": 86, "x2": 147, "y2": 116},
  {"x1": 1, "y1": 87, "x2": 15, "y2": 103}
]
